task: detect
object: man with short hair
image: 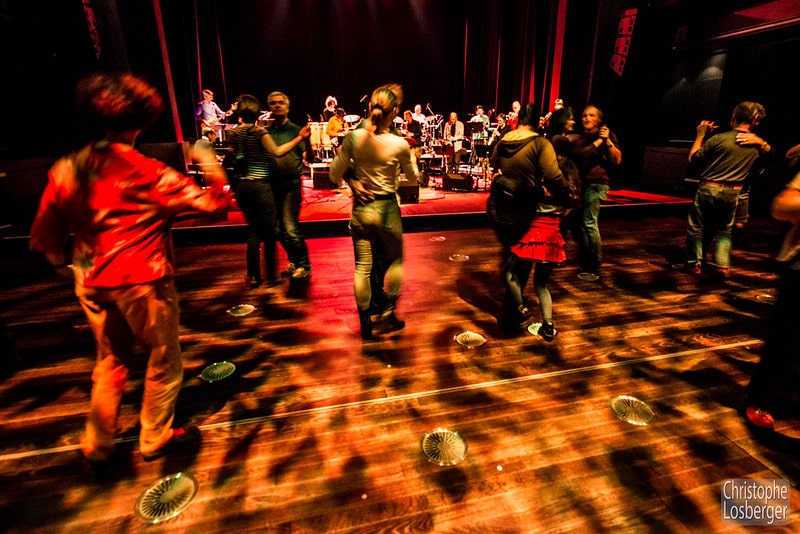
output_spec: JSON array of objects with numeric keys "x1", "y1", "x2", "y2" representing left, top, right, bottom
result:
[
  {"x1": 194, "y1": 89, "x2": 227, "y2": 129},
  {"x1": 444, "y1": 111, "x2": 466, "y2": 171},
  {"x1": 685, "y1": 101, "x2": 772, "y2": 278},
  {"x1": 267, "y1": 91, "x2": 314, "y2": 279},
  {"x1": 569, "y1": 105, "x2": 622, "y2": 280},
  {"x1": 411, "y1": 104, "x2": 426, "y2": 124}
]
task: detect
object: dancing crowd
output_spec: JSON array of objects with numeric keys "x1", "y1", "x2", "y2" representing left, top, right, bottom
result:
[{"x1": 27, "y1": 72, "x2": 800, "y2": 469}]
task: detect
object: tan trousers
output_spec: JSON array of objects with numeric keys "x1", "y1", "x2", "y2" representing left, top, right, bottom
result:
[{"x1": 76, "y1": 277, "x2": 183, "y2": 460}]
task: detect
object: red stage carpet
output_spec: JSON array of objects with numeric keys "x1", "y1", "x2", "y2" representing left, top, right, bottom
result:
[{"x1": 174, "y1": 177, "x2": 691, "y2": 231}]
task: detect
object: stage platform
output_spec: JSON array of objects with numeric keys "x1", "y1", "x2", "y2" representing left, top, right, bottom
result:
[{"x1": 171, "y1": 173, "x2": 693, "y2": 239}]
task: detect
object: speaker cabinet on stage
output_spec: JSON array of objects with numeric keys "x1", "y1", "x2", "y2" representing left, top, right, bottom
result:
[
  {"x1": 398, "y1": 180, "x2": 419, "y2": 204},
  {"x1": 443, "y1": 172, "x2": 473, "y2": 191},
  {"x1": 313, "y1": 171, "x2": 335, "y2": 190},
  {"x1": 310, "y1": 163, "x2": 335, "y2": 190}
]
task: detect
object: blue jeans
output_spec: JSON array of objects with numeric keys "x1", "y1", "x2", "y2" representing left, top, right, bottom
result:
[
  {"x1": 234, "y1": 180, "x2": 277, "y2": 281},
  {"x1": 686, "y1": 184, "x2": 740, "y2": 269},
  {"x1": 273, "y1": 178, "x2": 310, "y2": 269},
  {"x1": 349, "y1": 198, "x2": 403, "y2": 312},
  {"x1": 581, "y1": 183, "x2": 609, "y2": 273}
]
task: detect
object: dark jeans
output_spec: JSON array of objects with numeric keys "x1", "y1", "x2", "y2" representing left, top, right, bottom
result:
[
  {"x1": 686, "y1": 184, "x2": 740, "y2": 269},
  {"x1": 273, "y1": 177, "x2": 310, "y2": 269},
  {"x1": 234, "y1": 180, "x2": 277, "y2": 281},
  {"x1": 746, "y1": 264, "x2": 800, "y2": 412}
]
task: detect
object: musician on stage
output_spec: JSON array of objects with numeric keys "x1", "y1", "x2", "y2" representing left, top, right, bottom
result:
[
  {"x1": 507, "y1": 101, "x2": 521, "y2": 130},
  {"x1": 402, "y1": 109, "x2": 423, "y2": 161},
  {"x1": 194, "y1": 89, "x2": 228, "y2": 129},
  {"x1": 401, "y1": 110, "x2": 423, "y2": 144},
  {"x1": 470, "y1": 105, "x2": 491, "y2": 129},
  {"x1": 326, "y1": 107, "x2": 347, "y2": 148},
  {"x1": 539, "y1": 98, "x2": 565, "y2": 132},
  {"x1": 488, "y1": 113, "x2": 510, "y2": 146},
  {"x1": 322, "y1": 95, "x2": 338, "y2": 121},
  {"x1": 412, "y1": 104, "x2": 426, "y2": 124},
  {"x1": 444, "y1": 112, "x2": 466, "y2": 169}
]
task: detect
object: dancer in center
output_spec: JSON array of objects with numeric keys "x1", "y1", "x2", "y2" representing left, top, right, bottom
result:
[
  {"x1": 330, "y1": 84, "x2": 421, "y2": 340},
  {"x1": 489, "y1": 103, "x2": 579, "y2": 339}
]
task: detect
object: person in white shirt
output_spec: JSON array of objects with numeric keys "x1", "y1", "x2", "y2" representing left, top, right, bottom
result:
[{"x1": 330, "y1": 84, "x2": 421, "y2": 340}]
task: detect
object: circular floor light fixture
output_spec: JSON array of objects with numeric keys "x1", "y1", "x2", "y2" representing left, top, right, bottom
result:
[
  {"x1": 454, "y1": 331, "x2": 486, "y2": 348},
  {"x1": 420, "y1": 428, "x2": 468, "y2": 466},
  {"x1": 226, "y1": 304, "x2": 256, "y2": 317},
  {"x1": 135, "y1": 472, "x2": 199, "y2": 524},
  {"x1": 199, "y1": 361, "x2": 236, "y2": 383},
  {"x1": 610, "y1": 395, "x2": 655, "y2": 426}
]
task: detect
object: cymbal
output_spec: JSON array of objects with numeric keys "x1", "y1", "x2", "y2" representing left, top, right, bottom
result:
[{"x1": 343, "y1": 115, "x2": 361, "y2": 122}]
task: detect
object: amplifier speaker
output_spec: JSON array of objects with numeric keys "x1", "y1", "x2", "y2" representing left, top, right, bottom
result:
[
  {"x1": 398, "y1": 181, "x2": 419, "y2": 204},
  {"x1": 312, "y1": 169, "x2": 335, "y2": 190},
  {"x1": 442, "y1": 172, "x2": 473, "y2": 191}
]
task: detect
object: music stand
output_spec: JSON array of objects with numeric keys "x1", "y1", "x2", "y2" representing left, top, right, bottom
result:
[{"x1": 464, "y1": 122, "x2": 484, "y2": 136}]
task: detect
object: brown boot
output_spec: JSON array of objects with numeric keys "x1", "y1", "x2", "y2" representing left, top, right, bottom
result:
[{"x1": 380, "y1": 309, "x2": 405, "y2": 333}]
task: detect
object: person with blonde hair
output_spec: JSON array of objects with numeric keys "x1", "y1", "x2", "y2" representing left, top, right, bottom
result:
[{"x1": 330, "y1": 84, "x2": 421, "y2": 339}]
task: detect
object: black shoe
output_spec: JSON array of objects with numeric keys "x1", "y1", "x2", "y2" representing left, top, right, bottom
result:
[
  {"x1": 539, "y1": 321, "x2": 557, "y2": 342},
  {"x1": 359, "y1": 311, "x2": 374, "y2": 340},
  {"x1": 367, "y1": 292, "x2": 391, "y2": 316},
  {"x1": 280, "y1": 263, "x2": 296, "y2": 277},
  {"x1": 248, "y1": 276, "x2": 263, "y2": 288},
  {"x1": 142, "y1": 426, "x2": 201, "y2": 462},
  {"x1": 265, "y1": 278, "x2": 283, "y2": 288},
  {"x1": 379, "y1": 310, "x2": 405, "y2": 333}
]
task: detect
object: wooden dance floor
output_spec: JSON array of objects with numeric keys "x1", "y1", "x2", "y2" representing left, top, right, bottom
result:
[{"x1": 3, "y1": 200, "x2": 800, "y2": 531}]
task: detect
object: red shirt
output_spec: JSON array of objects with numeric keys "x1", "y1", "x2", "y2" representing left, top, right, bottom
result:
[{"x1": 30, "y1": 142, "x2": 231, "y2": 288}]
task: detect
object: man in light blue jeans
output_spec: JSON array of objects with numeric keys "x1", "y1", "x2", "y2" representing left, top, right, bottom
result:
[
  {"x1": 571, "y1": 105, "x2": 622, "y2": 279},
  {"x1": 582, "y1": 182, "x2": 610, "y2": 275}
]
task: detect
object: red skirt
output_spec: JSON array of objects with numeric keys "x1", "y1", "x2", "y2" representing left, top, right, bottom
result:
[{"x1": 510, "y1": 216, "x2": 566, "y2": 263}]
